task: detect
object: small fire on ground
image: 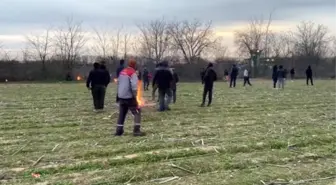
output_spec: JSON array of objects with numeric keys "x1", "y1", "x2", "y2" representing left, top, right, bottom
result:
[
  {"x1": 113, "y1": 78, "x2": 118, "y2": 83},
  {"x1": 76, "y1": 76, "x2": 82, "y2": 81}
]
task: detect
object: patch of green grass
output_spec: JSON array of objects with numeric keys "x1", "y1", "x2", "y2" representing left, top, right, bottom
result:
[{"x1": 1, "y1": 80, "x2": 335, "y2": 185}]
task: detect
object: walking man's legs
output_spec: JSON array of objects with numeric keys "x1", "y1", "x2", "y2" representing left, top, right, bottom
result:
[
  {"x1": 273, "y1": 78, "x2": 277, "y2": 88},
  {"x1": 91, "y1": 87, "x2": 99, "y2": 110},
  {"x1": 115, "y1": 100, "x2": 128, "y2": 135},
  {"x1": 172, "y1": 89, "x2": 177, "y2": 103},
  {"x1": 233, "y1": 77, "x2": 237, "y2": 87},
  {"x1": 201, "y1": 85, "x2": 208, "y2": 106},
  {"x1": 158, "y1": 89, "x2": 166, "y2": 111},
  {"x1": 128, "y1": 98, "x2": 144, "y2": 136},
  {"x1": 152, "y1": 85, "x2": 157, "y2": 100},
  {"x1": 165, "y1": 89, "x2": 172, "y2": 110},
  {"x1": 99, "y1": 86, "x2": 106, "y2": 109},
  {"x1": 229, "y1": 77, "x2": 233, "y2": 87},
  {"x1": 243, "y1": 77, "x2": 247, "y2": 86},
  {"x1": 247, "y1": 77, "x2": 252, "y2": 86},
  {"x1": 208, "y1": 85, "x2": 213, "y2": 106},
  {"x1": 310, "y1": 77, "x2": 314, "y2": 85}
]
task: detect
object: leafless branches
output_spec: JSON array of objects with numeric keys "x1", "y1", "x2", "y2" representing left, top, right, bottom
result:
[
  {"x1": 137, "y1": 18, "x2": 171, "y2": 63},
  {"x1": 234, "y1": 14, "x2": 273, "y2": 57},
  {"x1": 53, "y1": 17, "x2": 87, "y2": 70},
  {"x1": 268, "y1": 32, "x2": 294, "y2": 58},
  {"x1": 168, "y1": 19, "x2": 216, "y2": 63},
  {"x1": 292, "y1": 21, "x2": 330, "y2": 58},
  {"x1": 25, "y1": 27, "x2": 52, "y2": 69}
]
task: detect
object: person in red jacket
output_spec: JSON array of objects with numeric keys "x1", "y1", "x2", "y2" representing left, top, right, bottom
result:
[{"x1": 115, "y1": 59, "x2": 145, "y2": 136}]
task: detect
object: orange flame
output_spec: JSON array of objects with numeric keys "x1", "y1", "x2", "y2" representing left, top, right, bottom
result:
[
  {"x1": 137, "y1": 80, "x2": 144, "y2": 108},
  {"x1": 76, "y1": 76, "x2": 81, "y2": 81},
  {"x1": 113, "y1": 78, "x2": 118, "y2": 83}
]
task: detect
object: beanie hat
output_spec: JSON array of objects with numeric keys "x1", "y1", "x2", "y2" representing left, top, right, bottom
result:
[{"x1": 128, "y1": 59, "x2": 136, "y2": 69}]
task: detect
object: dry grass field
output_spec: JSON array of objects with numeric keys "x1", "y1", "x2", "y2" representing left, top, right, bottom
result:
[{"x1": 0, "y1": 80, "x2": 335, "y2": 185}]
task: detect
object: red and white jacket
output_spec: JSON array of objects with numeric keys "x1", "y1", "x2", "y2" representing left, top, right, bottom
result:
[{"x1": 117, "y1": 67, "x2": 138, "y2": 99}]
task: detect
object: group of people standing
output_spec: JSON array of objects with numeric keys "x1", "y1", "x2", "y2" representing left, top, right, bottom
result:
[
  {"x1": 86, "y1": 59, "x2": 316, "y2": 136},
  {"x1": 114, "y1": 59, "x2": 179, "y2": 136},
  {"x1": 272, "y1": 65, "x2": 314, "y2": 89}
]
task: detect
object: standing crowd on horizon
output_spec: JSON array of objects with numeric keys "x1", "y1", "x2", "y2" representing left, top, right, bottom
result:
[{"x1": 85, "y1": 59, "x2": 315, "y2": 136}]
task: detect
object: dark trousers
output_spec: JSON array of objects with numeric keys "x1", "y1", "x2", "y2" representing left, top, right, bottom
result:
[
  {"x1": 202, "y1": 84, "x2": 213, "y2": 106},
  {"x1": 158, "y1": 88, "x2": 172, "y2": 111},
  {"x1": 116, "y1": 98, "x2": 141, "y2": 134},
  {"x1": 290, "y1": 74, "x2": 294, "y2": 80},
  {"x1": 272, "y1": 78, "x2": 277, "y2": 88},
  {"x1": 152, "y1": 85, "x2": 159, "y2": 101},
  {"x1": 91, "y1": 85, "x2": 106, "y2": 109},
  {"x1": 306, "y1": 76, "x2": 313, "y2": 85},
  {"x1": 172, "y1": 89, "x2": 177, "y2": 103},
  {"x1": 143, "y1": 80, "x2": 149, "y2": 91},
  {"x1": 230, "y1": 76, "x2": 237, "y2": 87},
  {"x1": 243, "y1": 77, "x2": 252, "y2": 86}
]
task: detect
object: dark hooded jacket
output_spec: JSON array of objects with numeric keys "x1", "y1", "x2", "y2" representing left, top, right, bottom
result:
[
  {"x1": 152, "y1": 61, "x2": 173, "y2": 90},
  {"x1": 203, "y1": 64, "x2": 217, "y2": 86},
  {"x1": 230, "y1": 65, "x2": 239, "y2": 78},
  {"x1": 306, "y1": 66, "x2": 313, "y2": 77},
  {"x1": 116, "y1": 60, "x2": 125, "y2": 78}
]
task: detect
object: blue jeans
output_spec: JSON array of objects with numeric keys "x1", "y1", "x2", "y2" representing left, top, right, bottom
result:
[{"x1": 158, "y1": 88, "x2": 172, "y2": 111}]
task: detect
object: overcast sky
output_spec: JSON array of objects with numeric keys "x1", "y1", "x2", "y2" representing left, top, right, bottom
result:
[{"x1": 0, "y1": 0, "x2": 335, "y2": 56}]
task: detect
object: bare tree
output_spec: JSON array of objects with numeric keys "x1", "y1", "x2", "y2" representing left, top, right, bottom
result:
[
  {"x1": 137, "y1": 18, "x2": 171, "y2": 63},
  {"x1": 91, "y1": 27, "x2": 112, "y2": 58},
  {"x1": 268, "y1": 32, "x2": 294, "y2": 58},
  {"x1": 25, "y1": 27, "x2": 52, "y2": 70},
  {"x1": 292, "y1": 21, "x2": 330, "y2": 58},
  {"x1": 111, "y1": 27, "x2": 123, "y2": 59},
  {"x1": 208, "y1": 37, "x2": 228, "y2": 60},
  {"x1": 234, "y1": 15, "x2": 273, "y2": 58},
  {"x1": 54, "y1": 17, "x2": 87, "y2": 71},
  {"x1": 122, "y1": 33, "x2": 131, "y2": 59},
  {"x1": 168, "y1": 19, "x2": 216, "y2": 63}
]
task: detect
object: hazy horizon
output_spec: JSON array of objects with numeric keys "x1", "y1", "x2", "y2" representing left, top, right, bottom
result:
[{"x1": 0, "y1": 0, "x2": 335, "y2": 58}]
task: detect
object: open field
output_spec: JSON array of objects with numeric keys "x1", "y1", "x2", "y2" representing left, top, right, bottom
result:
[{"x1": 1, "y1": 80, "x2": 335, "y2": 185}]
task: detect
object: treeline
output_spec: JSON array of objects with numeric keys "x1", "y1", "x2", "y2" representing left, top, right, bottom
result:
[{"x1": 0, "y1": 15, "x2": 335, "y2": 81}]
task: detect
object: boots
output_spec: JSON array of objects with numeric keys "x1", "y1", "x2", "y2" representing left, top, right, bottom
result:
[
  {"x1": 133, "y1": 125, "x2": 146, "y2": 137},
  {"x1": 114, "y1": 126, "x2": 124, "y2": 136}
]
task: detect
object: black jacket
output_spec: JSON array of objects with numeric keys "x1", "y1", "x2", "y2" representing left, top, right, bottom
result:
[
  {"x1": 306, "y1": 68, "x2": 313, "y2": 77},
  {"x1": 153, "y1": 67, "x2": 173, "y2": 90},
  {"x1": 142, "y1": 69, "x2": 149, "y2": 81},
  {"x1": 230, "y1": 67, "x2": 238, "y2": 77},
  {"x1": 277, "y1": 69, "x2": 285, "y2": 79},
  {"x1": 171, "y1": 72, "x2": 179, "y2": 90},
  {"x1": 86, "y1": 69, "x2": 110, "y2": 88},
  {"x1": 116, "y1": 65, "x2": 124, "y2": 78},
  {"x1": 203, "y1": 67, "x2": 217, "y2": 85}
]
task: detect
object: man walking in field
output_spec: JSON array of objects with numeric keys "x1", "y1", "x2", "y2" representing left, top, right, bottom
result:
[
  {"x1": 152, "y1": 63, "x2": 161, "y2": 101},
  {"x1": 306, "y1": 65, "x2": 314, "y2": 86},
  {"x1": 86, "y1": 62, "x2": 110, "y2": 112},
  {"x1": 229, "y1": 64, "x2": 238, "y2": 88},
  {"x1": 290, "y1": 68, "x2": 295, "y2": 81},
  {"x1": 171, "y1": 68, "x2": 179, "y2": 103},
  {"x1": 272, "y1": 65, "x2": 278, "y2": 88},
  {"x1": 142, "y1": 66, "x2": 150, "y2": 91},
  {"x1": 153, "y1": 61, "x2": 173, "y2": 111},
  {"x1": 98, "y1": 61, "x2": 111, "y2": 109},
  {"x1": 201, "y1": 63, "x2": 217, "y2": 107},
  {"x1": 277, "y1": 65, "x2": 285, "y2": 89},
  {"x1": 115, "y1": 59, "x2": 145, "y2": 136},
  {"x1": 243, "y1": 68, "x2": 252, "y2": 86}
]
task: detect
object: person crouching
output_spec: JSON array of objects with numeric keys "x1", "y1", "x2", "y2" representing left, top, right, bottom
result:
[{"x1": 115, "y1": 59, "x2": 145, "y2": 136}]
